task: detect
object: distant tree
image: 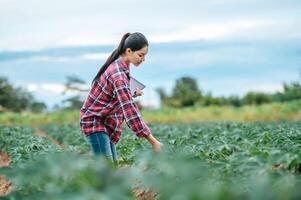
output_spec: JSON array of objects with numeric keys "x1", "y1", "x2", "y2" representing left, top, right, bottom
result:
[
  {"x1": 243, "y1": 92, "x2": 272, "y2": 105},
  {"x1": 61, "y1": 75, "x2": 89, "y2": 110},
  {"x1": 202, "y1": 92, "x2": 227, "y2": 106},
  {"x1": 0, "y1": 76, "x2": 46, "y2": 112},
  {"x1": 156, "y1": 77, "x2": 202, "y2": 108},
  {"x1": 155, "y1": 74, "x2": 301, "y2": 108},
  {"x1": 30, "y1": 102, "x2": 47, "y2": 113},
  {"x1": 0, "y1": 77, "x2": 14, "y2": 109},
  {"x1": 63, "y1": 75, "x2": 89, "y2": 94},
  {"x1": 12, "y1": 87, "x2": 34, "y2": 111},
  {"x1": 62, "y1": 95, "x2": 84, "y2": 110},
  {"x1": 227, "y1": 95, "x2": 243, "y2": 107},
  {"x1": 278, "y1": 81, "x2": 301, "y2": 102},
  {"x1": 172, "y1": 77, "x2": 202, "y2": 107},
  {"x1": 155, "y1": 88, "x2": 176, "y2": 107}
]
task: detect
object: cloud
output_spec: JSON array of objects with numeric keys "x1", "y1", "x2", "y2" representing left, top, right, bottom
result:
[
  {"x1": 2, "y1": 53, "x2": 110, "y2": 63},
  {"x1": 1, "y1": 0, "x2": 300, "y2": 51},
  {"x1": 27, "y1": 83, "x2": 66, "y2": 94},
  {"x1": 80, "y1": 53, "x2": 110, "y2": 61},
  {"x1": 16, "y1": 56, "x2": 73, "y2": 63},
  {"x1": 26, "y1": 83, "x2": 82, "y2": 95},
  {"x1": 56, "y1": 20, "x2": 279, "y2": 48},
  {"x1": 150, "y1": 20, "x2": 272, "y2": 43},
  {"x1": 1, "y1": 0, "x2": 300, "y2": 109},
  {"x1": 200, "y1": 78, "x2": 285, "y2": 97}
]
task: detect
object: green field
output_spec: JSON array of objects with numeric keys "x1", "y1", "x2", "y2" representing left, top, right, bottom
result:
[
  {"x1": 1, "y1": 121, "x2": 301, "y2": 199},
  {"x1": 0, "y1": 100, "x2": 300, "y2": 125},
  {"x1": 1, "y1": 101, "x2": 301, "y2": 199}
]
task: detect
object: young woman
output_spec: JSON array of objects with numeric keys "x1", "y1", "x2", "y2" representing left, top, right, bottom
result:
[{"x1": 80, "y1": 32, "x2": 162, "y2": 164}]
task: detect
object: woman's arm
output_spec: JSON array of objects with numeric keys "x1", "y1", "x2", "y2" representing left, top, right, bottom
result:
[
  {"x1": 113, "y1": 78, "x2": 162, "y2": 152},
  {"x1": 146, "y1": 134, "x2": 163, "y2": 152}
]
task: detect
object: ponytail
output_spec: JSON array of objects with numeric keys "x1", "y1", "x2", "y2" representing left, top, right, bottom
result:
[
  {"x1": 92, "y1": 32, "x2": 130, "y2": 84},
  {"x1": 92, "y1": 32, "x2": 148, "y2": 84}
]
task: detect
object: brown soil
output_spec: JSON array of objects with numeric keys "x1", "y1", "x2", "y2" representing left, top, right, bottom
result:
[
  {"x1": 0, "y1": 175, "x2": 12, "y2": 196},
  {"x1": 0, "y1": 129, "x2": 64, "y2": 197},
  {"x1": 34, "y1": 129, "x2": 65, "y2": 148},
  {"x1": 130, "y1": 178, "x2": 158, "y2": 200},
  {"x1": 272, "y1": 163, "x2": 286, "y2": 170},
  {"x1": 132, "y1": 187, "x2": 158, "y2": 200},
  {"x1": 0, "y1": 152, "x2": 12, "y2": 196},
  {"x1": 0, "y1": 152, "x2": 11, "y2": 167}
]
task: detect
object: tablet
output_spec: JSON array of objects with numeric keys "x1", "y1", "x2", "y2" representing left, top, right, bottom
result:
[{"x1": 130, "y1": 76, "x2": 146, "y2": 96}]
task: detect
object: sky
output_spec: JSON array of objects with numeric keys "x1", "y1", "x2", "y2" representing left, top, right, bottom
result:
[{"x1": 0, "y1": 0, "x2": 301, "y2": 109}]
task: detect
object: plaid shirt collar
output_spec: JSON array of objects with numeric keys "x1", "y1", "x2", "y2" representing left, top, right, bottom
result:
[{"x1": 116, "y1": 57, "x2": 130, "y2": 78}]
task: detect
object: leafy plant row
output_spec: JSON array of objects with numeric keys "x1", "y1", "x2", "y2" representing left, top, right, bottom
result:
[
  {"x1": 1, "y1": 122, "x2": 301, "y2": 199},
  {"x1": 0, "y1": 125, "x2": 61, "y2": 164}
]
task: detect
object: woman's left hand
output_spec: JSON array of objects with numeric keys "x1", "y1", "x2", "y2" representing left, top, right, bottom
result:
[{"x1": 133, "y1": 88, "x2": 143, "y2": 97}]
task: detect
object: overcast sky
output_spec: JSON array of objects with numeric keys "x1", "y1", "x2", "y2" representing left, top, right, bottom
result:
[{"x1": 1, "y1": 0, "x2": 300, "y2": 109}]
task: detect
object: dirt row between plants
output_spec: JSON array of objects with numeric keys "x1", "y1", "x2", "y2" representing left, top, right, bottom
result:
[
  {"x1": 0, "y1": 151, "x2": 12, "y2": 197},
  {"x1": 34, "y1": 129, "x2": 65, "y2": 148},
  {"x1": 0, "y1": 127, "x2": 65, "y2": 197},
  {"x1": 0, "y1": 129, "x2": 63, "y2": 198},
  {"x1": 132, "y1": 187, "x2": 158, "y2": 200}
]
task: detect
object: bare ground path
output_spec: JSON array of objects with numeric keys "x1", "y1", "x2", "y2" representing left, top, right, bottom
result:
[
  {"x1": 34, "y1": 129, "x2": 65, "y2": 148},
  {"x1": 0, "y1": 151, "x2": 12, "y2": 196}
]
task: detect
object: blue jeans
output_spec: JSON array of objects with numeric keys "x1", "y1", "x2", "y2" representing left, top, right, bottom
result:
[{"x1": 88, "y1": 131, "x2": 118, "y2": 164}]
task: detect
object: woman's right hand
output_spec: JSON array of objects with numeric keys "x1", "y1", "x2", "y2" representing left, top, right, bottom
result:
[
  {"x1": 146, "y1": 134, "x2": 163, "y2": 153},
  {"x1": 152, "y1": 141, "x2": 163, "y2": 153}
]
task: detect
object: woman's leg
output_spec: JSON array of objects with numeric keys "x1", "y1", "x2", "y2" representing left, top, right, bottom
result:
[
  {"x1": 88, "y1": 132, "x2": 118, "y2": 164},
  {"x1": 110, "y1": 141, "x2": 118, "y2": 166}
]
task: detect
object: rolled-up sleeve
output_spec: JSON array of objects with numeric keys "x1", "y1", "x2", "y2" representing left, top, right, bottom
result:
[{"x1": 113, "y1": 79, "x2": 151, "y2": 138}]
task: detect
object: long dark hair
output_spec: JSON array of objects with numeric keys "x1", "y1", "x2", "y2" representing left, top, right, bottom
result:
[{"x1": 92, "y1": 32, "x2": 149, "y2": 84}]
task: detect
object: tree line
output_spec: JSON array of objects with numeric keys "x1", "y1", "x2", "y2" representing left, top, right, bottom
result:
[
  {"x1": 1, "y1": 75, "x2": 300, "y2": 112},
  {"x1": 0, "y1": 76, "x2": 46, "y2": 112},
  {"x1": 157, "y1": 76, "x2": 301, "y2": 108}
]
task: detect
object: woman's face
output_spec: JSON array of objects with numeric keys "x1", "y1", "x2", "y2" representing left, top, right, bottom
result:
[{"x1": 127, "y1": 46, "x2": 148, "y2": 66}]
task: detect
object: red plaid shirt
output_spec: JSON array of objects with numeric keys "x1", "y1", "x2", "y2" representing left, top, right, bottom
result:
[{"x1": 80, "y1": 57, "x2": 151, "y2": 144}]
